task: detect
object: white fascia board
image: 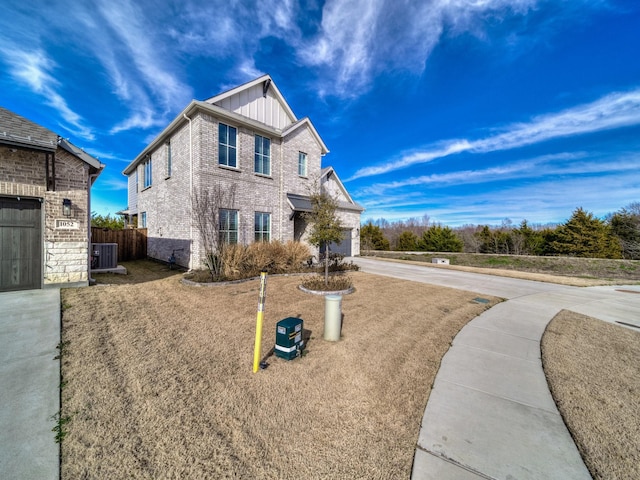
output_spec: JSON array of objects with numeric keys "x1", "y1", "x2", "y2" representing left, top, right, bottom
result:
[
  {"x1": 122, "y1": 100, "x2": 282, "y2": 176},
  {"x1": 322, "y1": 166, "x2": 355, "y2": 204},
  {"x1": 206, "y1": 74, "x2": 298, "y2": 123},
  {"x1": 283, "y1": 117, "x2": 329, "y2": 155}
]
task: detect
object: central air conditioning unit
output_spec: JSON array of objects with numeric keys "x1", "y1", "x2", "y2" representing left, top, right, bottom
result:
[{"x1": 91, "y1": 243, "x2": 118, "y2": 269}]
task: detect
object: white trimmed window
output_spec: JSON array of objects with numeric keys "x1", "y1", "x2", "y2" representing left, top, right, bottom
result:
[
  {"x1": 143, "y1": 157, "x2": 152, "y2": 188},
  {"x1": 255, "y1": 212, "x2": 271, "y2": 242},
  {"x1": 141, "y1": 212, "x2": 147, "y2": 228},
  {"x1": 166, "y1": 141, "x2": 172, "y2": 177},
  {"x1": 254, "y1": 135, "x2": 271, "y2": 175},
  {"x1": 219, "y1": 209, "x2": 238, "y2": 244},
  {"x1": 219, "y1": 123, "x2": 237, "y2": 168},
  {"x1": 298, "y1": 152, "x2": 307, "y2": 177}
]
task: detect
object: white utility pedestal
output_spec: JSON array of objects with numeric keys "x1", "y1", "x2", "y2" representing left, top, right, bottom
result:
[{"x1": 324, "y1": 294, "x2": 342, "y2": 341}]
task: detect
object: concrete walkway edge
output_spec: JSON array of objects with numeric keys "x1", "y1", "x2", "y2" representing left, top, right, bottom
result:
[
  {"x1": 0, "y1": 289, "x2": 61, "y2": 480},
  {"x1": 350, "y1": 257, "x2": 640, "y2": 480}
]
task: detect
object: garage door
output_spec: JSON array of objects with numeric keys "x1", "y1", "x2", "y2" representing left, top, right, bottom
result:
[
  {"x1": 0, "y1": 197, "x2": 42, "y2": 292},
  {"x1": 327, "y1": 229, "x2": 352, "y2": 257}
]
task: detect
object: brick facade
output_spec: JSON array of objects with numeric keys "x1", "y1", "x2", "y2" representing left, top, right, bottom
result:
[
  {"x1": 126, "y1": 76, "x2": 363, "y2": 269},
  {"x1": 0, "y1": 144, "x2": 94, "y2": 287}
]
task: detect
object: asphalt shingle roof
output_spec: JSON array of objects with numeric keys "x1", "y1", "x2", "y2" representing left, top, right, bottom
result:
[{"x1": 0, "y1": 106, "x2": 58, "y2": 151}]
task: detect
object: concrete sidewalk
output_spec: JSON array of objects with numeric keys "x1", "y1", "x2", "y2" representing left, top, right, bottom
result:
[
  {"x1": 0, "y1": 288, "x2": 61, "y2": 480},
  {"x1": 352, "y1": 257, "x2": 640, "y2": 479}
]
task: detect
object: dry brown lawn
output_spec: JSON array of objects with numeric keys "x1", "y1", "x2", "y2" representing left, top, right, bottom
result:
[
  {"x1": 60, "y1": 263, "x2": 498, "y2": 479},
  {"x1": 542, "y1": 311, "x2": 640, "y2": 480}
]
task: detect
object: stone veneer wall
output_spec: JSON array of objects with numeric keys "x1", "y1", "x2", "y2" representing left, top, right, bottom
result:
[{"x1": 0, "y1": 145, "x2": 91, "y2": 287}]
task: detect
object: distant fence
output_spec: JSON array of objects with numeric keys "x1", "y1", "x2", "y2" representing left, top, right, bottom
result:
[{"x1": 91, "y1": 228, "x2": 147, "y2": 261}]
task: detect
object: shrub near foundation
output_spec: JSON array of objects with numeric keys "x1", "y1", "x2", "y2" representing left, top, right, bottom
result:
[{"x1": 187, "y1": 241, "x2": 313, "y2": 282}]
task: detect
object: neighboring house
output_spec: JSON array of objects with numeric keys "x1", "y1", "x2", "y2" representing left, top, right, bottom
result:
[
  {"x1": 0, "y1": 107, "x2": 103, "y2": 292},
  {"x1": 122, "y1": 75, "x2": 363, "y2": 269}
]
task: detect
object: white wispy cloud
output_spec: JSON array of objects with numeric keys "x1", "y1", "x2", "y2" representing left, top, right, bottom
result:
[
  {"x1": 357, "y1": 150, "x2": 639, "y2": 199},
  {"x1": 0, "y1": 47, "x2": 95, "y2": 140},
  {"x1": 348, "y1": 88, "x2": 640, "y2": 180},
  {"x1": 90, "y1": 0, "x2": 193, "y2": 132},
  {"x1": 361, "y1": 172, "x2": 639, "y2": 226},
  {"x1": 298, "y1": 0, "x2": 546, "y2": 97}
]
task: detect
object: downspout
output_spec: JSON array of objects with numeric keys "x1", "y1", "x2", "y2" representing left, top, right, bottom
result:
[
  {"x1": 88, "y1": 170, "x2": 100, "y2": 285},
  {"x1": 279, "y1": 136, "x2": 284, "y2": 241},
  {"x1": 183, "y1": 113, "x2": 194, "y2": 269}
]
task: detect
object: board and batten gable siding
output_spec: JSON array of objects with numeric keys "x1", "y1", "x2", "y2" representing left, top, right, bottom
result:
[
  {"x1": 127, "y1": 173, "x2": 137, "y2": 215},
  {"x1": 211, "y1": 84, "x2": 295, "y2": 131}
]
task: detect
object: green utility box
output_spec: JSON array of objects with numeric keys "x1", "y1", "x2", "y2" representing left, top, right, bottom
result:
[{"x1": 275, "y1": 317, "x2": 304, "y2": 360}]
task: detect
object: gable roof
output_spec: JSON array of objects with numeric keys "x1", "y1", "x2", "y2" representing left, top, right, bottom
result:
[
  {"x1": 286, "y1": 168, "x2": 364, "y2": 214},
  {"x1": 124, "y1": 75, "x2": 329, "y2": 174},
  {"x1": 283, "y1": 117, "x2": 329, "y2": 155},
  {"x1": 0, "y1": 106, "x2": 58, "y2": 151},
  {"x1": 321, "y1": 167, "x2": 364, "y2": 212},
  {"x1": 0, "y1": 106, "x2": 103, "y2": 173},
  {"x1": 206, "y1": 74, "x2": 297, "y2": 127}
]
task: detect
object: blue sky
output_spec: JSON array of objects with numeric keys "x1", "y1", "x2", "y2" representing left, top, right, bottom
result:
[{"x1": 2, "y1": 0, "x2": 639, "y2": 227}]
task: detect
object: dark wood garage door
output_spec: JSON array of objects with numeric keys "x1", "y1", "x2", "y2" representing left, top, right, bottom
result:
[
  {"x1": 326, "y1": 229, "x2": 352, "y2": 257},
  {"x1": 0, "y1": 197, "x2": 42, "y2": 291}
]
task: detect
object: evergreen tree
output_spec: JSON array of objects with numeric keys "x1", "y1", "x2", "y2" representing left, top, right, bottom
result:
[
  {"x1": 360, "y1": 222, "x2": 390, "y2": 251},
  {"x1": 91, "y1": 212, "x2": 125, "y2": 229},
  {"x1": 396, "y1": 231, "x2": 419, "y2": 251},
  {"x1": 419, "y1": 225, "x2": 463, "y2": 252},
  {"x1": 549, "y1": 208, "x2": 621, "y2": 258},
  {"x1": 609, "y1": 202, "x2": 640, "y2": 259}
]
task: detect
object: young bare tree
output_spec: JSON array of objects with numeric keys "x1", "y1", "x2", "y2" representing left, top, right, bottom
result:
[
  {"x1": 306, "y1": 188, "x2": 344, "y2": 285},
  {"x1": 191, "y1": 184, "x2": 237, "y2": 279}
]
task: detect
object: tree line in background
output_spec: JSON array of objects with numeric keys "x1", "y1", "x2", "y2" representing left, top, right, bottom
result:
[{"x1": 360, "y1": 203, "x2": 640, "y2": 260}]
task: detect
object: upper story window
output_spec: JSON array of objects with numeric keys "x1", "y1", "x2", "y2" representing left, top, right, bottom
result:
[
  {"x1": 255, "y1": 212, "x2": 271, "y2": 242},
  {"x1": 166, "y1": 141, "x2": 172, "y2": 177},
  {"x1": 219, "y1": 209, "x2": 238, "y2": 244},
  {"x1": 254, "y1": 135, "x2": 271, "y2": 176},
  {"x1": 143, "y1": 156, "x2": 152, "y2": 188},
  {"x1": 298, "y1": 152, "x2": 307, "y2": 177},
  {"x1": 219, "y1": 123, "x2": 237, "y2": 168},
  {"x1": 135, "y1": 169, "x2": 139, "y2": 192}
]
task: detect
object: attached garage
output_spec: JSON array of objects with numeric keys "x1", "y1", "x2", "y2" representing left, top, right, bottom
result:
[
  {"x1": 327, "y1": 229, "x2": 353, "y2": 257},
  {"x1": 1, "y1": 106, "x2": 103, "y2": 291},
  {"x1": 0, "y1": 197, "x2": 42, "y2": 291}
]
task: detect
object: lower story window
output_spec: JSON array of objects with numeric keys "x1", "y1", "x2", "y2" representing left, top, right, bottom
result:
[
  {"x1": 141, "y1": 212, "x2": 147, "y2": 228},
  {"x1": 219, "y1": 209, "x2": 238, "y2": 244},
  {"x1": 255, "y1": 212, "x2": 270, "y2": 242}
]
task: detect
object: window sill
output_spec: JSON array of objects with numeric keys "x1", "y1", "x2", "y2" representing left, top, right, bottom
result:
[
  {"x1": 254, "y1": 173, "x2": 273, "y2": 179},
  {"x1": 142, "y1": 185, "x2": 152, "y2": 191},
  {"x1": 219, "y1": 164, "x2": 241, "y2": 172}
]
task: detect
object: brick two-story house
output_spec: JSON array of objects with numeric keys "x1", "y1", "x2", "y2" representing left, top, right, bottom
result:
[
  {"x1": 0, "y1": 106, "x2": 103, "y2": 292},
  {"x1": 122, "y1": 75, "x2": 363, "y2": 269}
]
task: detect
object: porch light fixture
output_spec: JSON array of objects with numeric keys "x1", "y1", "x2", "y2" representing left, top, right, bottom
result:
[{"x1": 62, "y1": 198, "x2": 72, "y2": 217}]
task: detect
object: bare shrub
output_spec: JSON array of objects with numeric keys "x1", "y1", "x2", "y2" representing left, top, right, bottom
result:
[
  {"x1": 284, "y1": 240, "x2": 311, "y2": 269},
  {"x1": 221, "y1": 244, "x2": 249, "y2": 280},
  {"x1": 301, "y1": 273, "x2": 353, "y2": 291}
]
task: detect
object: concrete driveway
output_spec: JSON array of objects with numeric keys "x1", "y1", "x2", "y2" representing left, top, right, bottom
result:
[
  {"x1": 351, "y1": 257, "x2": 640, "y2": 479},
  {"x1": 0, "y1": 288, "x2": 60, "y2": 480}
]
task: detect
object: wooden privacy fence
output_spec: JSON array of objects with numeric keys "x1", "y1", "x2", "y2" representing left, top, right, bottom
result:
[{"x1": 91, "y1": 228, "x2": 147, "y2": 261}]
